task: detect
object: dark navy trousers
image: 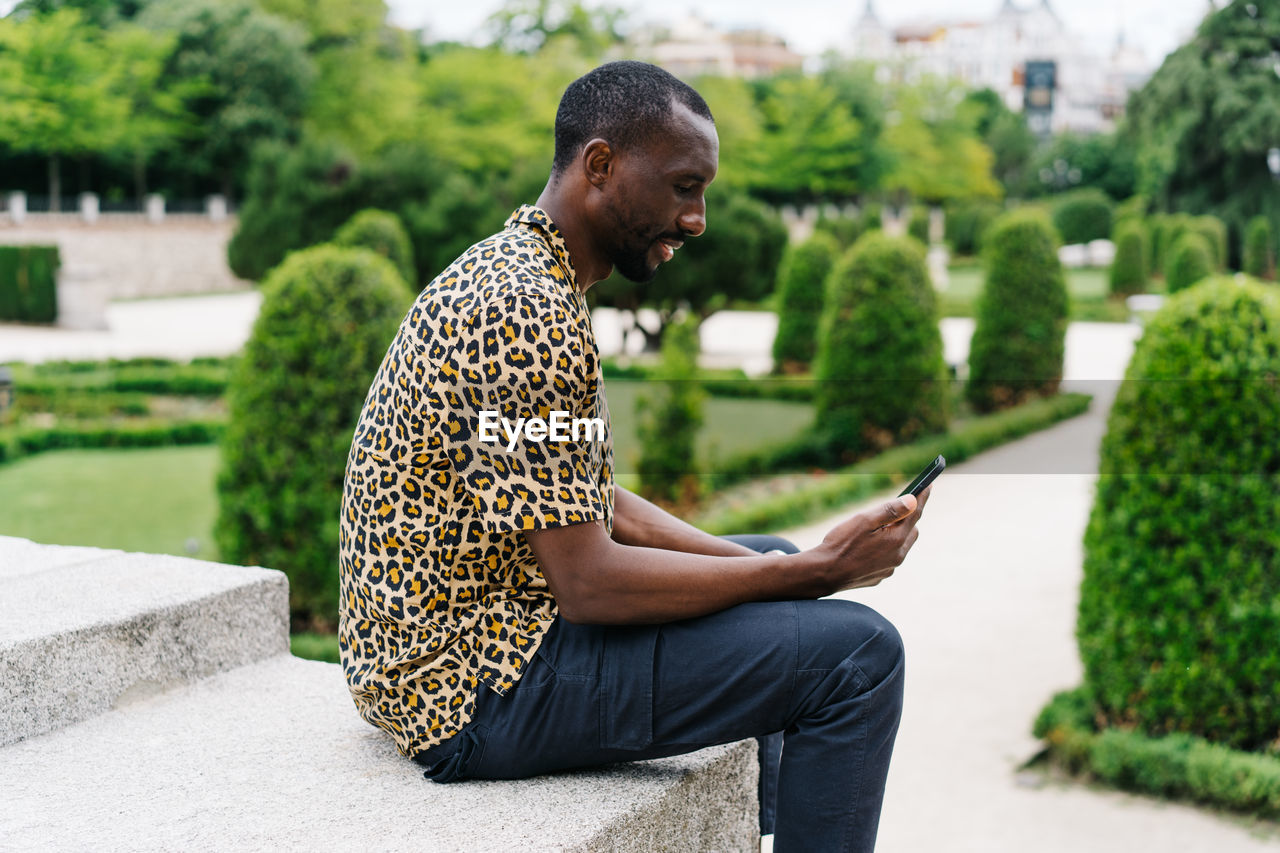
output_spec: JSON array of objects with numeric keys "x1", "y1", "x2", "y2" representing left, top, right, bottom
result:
[{"x1": 413, "y1": 535, "x2": 905, "y2": 852}]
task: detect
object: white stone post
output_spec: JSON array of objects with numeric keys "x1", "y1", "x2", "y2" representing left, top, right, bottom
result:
[
  {"x1": 206, "y1": 194, "x2": 228, "y2": 222},
  {"x1": 146, "y1": 194, "x2": 166, "y2": 224},
  {"x1": 79, "y1": 192, "x2": 100, "y2": 224},
  {"x1": 7, "y1": 191, "x2": 26, "y2": 225}
]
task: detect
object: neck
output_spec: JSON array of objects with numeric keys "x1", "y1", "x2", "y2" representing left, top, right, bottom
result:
[{"x1": 535, "y1": 180, "x2": 612, "y2": 292}]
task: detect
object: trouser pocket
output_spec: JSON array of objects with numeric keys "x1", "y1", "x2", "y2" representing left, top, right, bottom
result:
[{"x1": 599, "y1": 623, "x2": 659, "y2": 750}]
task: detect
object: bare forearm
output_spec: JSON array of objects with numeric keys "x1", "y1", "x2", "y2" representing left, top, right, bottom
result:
[
  {"x1": 547, "y1": 530, "x2": 826, "y2": 625},
  {"x1": 611, "y1": 484, "x2": 757, "y2": 557}
]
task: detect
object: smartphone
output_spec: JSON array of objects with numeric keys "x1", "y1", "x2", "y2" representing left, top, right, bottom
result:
[{"x1": 899, "y1": 454, "x2": 945, "y2": 498}]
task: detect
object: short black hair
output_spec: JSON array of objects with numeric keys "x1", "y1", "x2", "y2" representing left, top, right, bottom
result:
[{"x1": 551, "y1": 60, "x2": 714, "y2": 177}]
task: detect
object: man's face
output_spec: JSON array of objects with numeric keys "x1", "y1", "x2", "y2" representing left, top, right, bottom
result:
[{"x1": 601, "y1": 102, "x2": 719, "y2": 283}]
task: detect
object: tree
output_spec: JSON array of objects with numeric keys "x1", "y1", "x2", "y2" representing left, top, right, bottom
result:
[
  {"x1": 1242, "y1": 215, "x2": 1274, "y2": 280},
  {"x1": 484, "y1": 0, "x2": 625, "y2": 56},
  {"x1": 138, "y1": 0, "x2": 314, "y2": 200},
  {"x1": 963, "y1": 87, "x2": 1034, "y2": 196},
  {"x1": 772, "y1": 233, "x2": 839, "y2": 373},
  {"x1": 635, "y1": 314, "x2": 704, "y2": 507},
  {"x1": 881, "y1": 76, "x2": 1001, "y2": 204},
  {"x1": 1124, "y1": 1, "x2": 1280, "y2": 264},
  {"x1": 0, "y1": 8, "x2": 129, "y2": 209}
]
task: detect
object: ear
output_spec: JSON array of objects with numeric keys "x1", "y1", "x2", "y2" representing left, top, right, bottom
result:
[{"x1": 581, "y1": 138, "x2": 614, "y2": 189}]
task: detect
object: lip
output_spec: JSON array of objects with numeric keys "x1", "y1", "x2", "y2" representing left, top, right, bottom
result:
[{"x1": 655, "y1": 237, "x2": 683, "y2": 262}]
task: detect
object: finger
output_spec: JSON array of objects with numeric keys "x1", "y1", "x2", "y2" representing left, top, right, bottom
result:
[{"x1": 876, "y1": 494, "x2": 916, "y2": 528}]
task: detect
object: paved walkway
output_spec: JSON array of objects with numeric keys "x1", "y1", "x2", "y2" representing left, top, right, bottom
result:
[{"x1": 4, "y1": 295, "x2": 1276, "y2": 850}]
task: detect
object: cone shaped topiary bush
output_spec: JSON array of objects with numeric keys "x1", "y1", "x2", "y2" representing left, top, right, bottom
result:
[
  {"x1": 1189, "y1": 215, "x2": 1228, "y2": 271},
  {"x1": 814, "y1": 232, "x2": 948, "y2": 460},
  {"x1": 772, "y1": 232, "x2": 839, "y2": 373},
  {"x1": 1109, "y1": 219, "x2": 1149, "y2": 297},
  {"x1": 1166, "y1": 232, "x2": 1214, "y2": 293},
  {"x1": 1078, "y1": 276, "x2": 1280, "y2": 751},
  {"x1": 216, "y1": 245, "x2": 413, "y2": 631},
  {"x1": 1243, "y1": 215, "x2": 1274, "y2": 280},
  {"x1": 334, "y1": 208, "x2": 416, "y2": 289},
  {"x1": 965, "y1": 209, "x2": 1069, "y2": 412}
]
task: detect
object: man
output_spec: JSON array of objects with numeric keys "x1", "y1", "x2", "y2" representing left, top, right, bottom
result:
[{"x1": 339, "y1": 60, "x2": 928, "y2": 852}]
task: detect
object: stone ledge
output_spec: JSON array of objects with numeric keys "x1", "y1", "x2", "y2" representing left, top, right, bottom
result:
[
  {"x1": 0, "y1": 654, "x2": 759, "y2": 851},
  {"x1": 0, "y1": 536, "x2": 289, "y2": 746}
]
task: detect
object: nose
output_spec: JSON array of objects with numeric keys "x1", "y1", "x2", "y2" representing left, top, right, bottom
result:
[{"x1": 677, "y1": 195, "x2": 706, "y2": 238}]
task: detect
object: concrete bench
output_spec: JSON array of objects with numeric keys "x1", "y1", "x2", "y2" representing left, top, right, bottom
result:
[{"x1": 0, "y1": 536, "x2": 757, "y2": 851}]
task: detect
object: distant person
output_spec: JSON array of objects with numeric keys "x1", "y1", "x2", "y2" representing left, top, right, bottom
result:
[{"x1": 339, "y1": 60, "x2": 928, "y2": 852}]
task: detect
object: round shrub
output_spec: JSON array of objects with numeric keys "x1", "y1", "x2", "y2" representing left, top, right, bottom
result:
[
  {"x1": 215, "y1": 245, "x2": 413, "y2": 631},
  {"x1": 945, "y1": 199, "x2": 1001, "y2": 257},
  {"x1": 812, "y1": 211, "x2": 862, "y2": 250},
  {"x1": 1052, "y1": 188, "x2": 1113, "y2": 246},
  {"x1": 1165, "y1": 232, "x2": 1214, "y2": 293},
  {"x1": 1189, "y1": 215, "x2": 1228, "y2": 271},
  {"x1": 772, "y1": 233, "x2": 839, "y2": 373},
  {"x1": 1159, "y1": 213, "x2": 1194, "y2": 276},
  {"x1": 334, "y1": 208, "x2": 416, "y2": 288},
  {"x1": 1078, "y1": 276, "x2": 1280, "y2": 751},
  {"x1": 1243, "y1": 215, "x2": 1274, "y2": 280},
  {"x1": 814, "y1": 232, "x2": 948, "y2": 460},
  {"x1": 965, "y1": 209, "x2": 1068, "y2": 412},
  {"x1": 1108, "y1": 219, "x2": 1148, "y2": 296}
]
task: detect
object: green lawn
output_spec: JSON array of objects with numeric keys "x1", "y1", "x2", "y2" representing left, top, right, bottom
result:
[
  {"x1": 941, "y1": 263, "x2": 1130, "y2": 322},
  {"x1": 0, "y1": 444, "x2": 221, "y2": 559},
  {"x1": 0, "y1": 392, "x2": 813, "y2": 559}
]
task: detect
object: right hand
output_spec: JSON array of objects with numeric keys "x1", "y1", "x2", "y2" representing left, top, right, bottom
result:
[{"x1": 810, "y1": 486, "x2": 930, "y2": 593}]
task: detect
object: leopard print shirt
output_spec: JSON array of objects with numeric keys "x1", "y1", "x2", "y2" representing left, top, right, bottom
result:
[{"x1": 338, "y1": 205, "x2": 614, "y2": 757}]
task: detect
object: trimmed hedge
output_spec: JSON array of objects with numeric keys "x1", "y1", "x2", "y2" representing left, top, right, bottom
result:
[
  {"x1": 771, "y1": 233, "x2": 839, "y2": 372},
  {"x1": 1165, "y1": 231, "x2": 1213, "y2": 293},
  {"x1": 1052, "y1": 189, "x2": 1113, "y2": 245},
  {"x1": 635, "y1": 315, "x2": 704, "y2": 506},
  {"x1": 695, "y1": 391, "x2": 1090, "y2": 535},
  {"x1": 907, "y1": 205, "x2": 931, "y2": 245},
  {"x1": 1108, "y1": 219, "x2": 1148, "y2": 296},
  {"x1": 814, "y1": 232, "x2": 948, "y2": 460},
  {"x1": 966, "y1": 209, "x2": 1069, "y2": 412},
  {"x1": 1035, "y1": 687, "x2": 1280, "y2": 819},
  {"x1": 1243, "y1": 215, "x2": 1274, "y2": 280},
  {"x1": 216, "y1": 245, "x2": 412, "y2": 632},
  {"x1": 0, "y1": 245, "x2": 59, "y2": 323},
  {"x1": 334, "y1": 208, "x2": 416, "y2": 288},
  {"x1": 0, "y1": 418, "x2": 224, "y2": 466},
  {"x1": 1189, "y1": 214, "x2": 1228, "y2": 271},
  {"x1": 1078, "y1": 276, "x2": 1280, "y2": 752}
]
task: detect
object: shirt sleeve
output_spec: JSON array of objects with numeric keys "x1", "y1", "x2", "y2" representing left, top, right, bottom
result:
[{"x1": 432, "y1": 289, "x2": 606, "y2": 533}]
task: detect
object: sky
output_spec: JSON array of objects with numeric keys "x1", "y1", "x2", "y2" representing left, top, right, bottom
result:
[{"x1": 405, "y1": 0, "x2": 1220, "y2": 70}]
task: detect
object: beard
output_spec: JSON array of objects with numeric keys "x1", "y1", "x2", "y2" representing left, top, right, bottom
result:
[{"x1": 612, "y1": 238, "x2": 660, "y2": 283}]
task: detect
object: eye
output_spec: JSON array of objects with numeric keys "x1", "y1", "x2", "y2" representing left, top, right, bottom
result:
[{"x1": 675, "y1": 184, "x2": 694, "y2": 195}]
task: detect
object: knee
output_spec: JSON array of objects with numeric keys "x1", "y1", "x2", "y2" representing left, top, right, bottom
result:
[{"x1": 804, "y1": 600, "x2": 905, "y2": 690}]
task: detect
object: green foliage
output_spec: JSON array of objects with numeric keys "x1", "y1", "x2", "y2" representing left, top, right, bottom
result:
[
  {"x1": 1189, "y1": 214, "x2": 1229, "y2": 271},
  {"x1": 215, "y1": 245, "x2": 412, "y2": 631},
  {"x1": 772, "y1": 233, "x2": 838, "y2": 372},
  {"x1": 9, "y1": 358, "x2": 228, "y2": 396},
  {"x1": 1027, "y1": 132, "x2": 1137, "y2": 201},
  {"x1": 907, "y1": 205, "x2": 930, "y2": 245},
  {"x1": 963, "y1": 87, "x2": 1035, "y2": 195},
  {"x1": 138, "y1": 0, "x2": 314, "y2": 198},
  {"x1": 1051, "y1": 188, "x2": 1114, "y2": 245},
  {"x1": 944, "y1": 199, "x2": 1001, "y2": 257},
  {"x1": 483, "y1": 0, "x2": 625, "y2": 56},
  {"x1": 0, "y1": 246, "x2": 59, "y2": 323},
  {"x1": 334, "y1": 208, "x2": 416, "y2": 288},
  {"x1": 635, "y1": 315, "x2": 704, "y2": 506},
  {"x1": 695, "y1": 392, "x2": 1090, "y2": 536},
  {"x1": 966, "y1": 210, "x2": 1068, "y2": 412},
  {"x1": 814, "y1": 232, "x2": 948, "y2": 460},
  {"x1": 0, "y1": 418, "x2": 223, "y2": 467},
  {"x1": 0, "y1": 8, "x2": 132, "y2": 203},
  {"x1": 1037, "y1": 687, "x2": 1280, "y2": 819},
  {"x1": 1125, "y1": 1, "x2": 1280, "y2": 266},
  {"x1": 1243, "y1": 215, "x2": 1274, "y2": 280},
  {"x1": 881, "y1": 75, "x2": 1001, "y2": 203},
  {"x1": 1108, "y1": 219, "x2": 1148, "y2": 296},
  {"x1": 592, "y1": 188, "x2": 787, "y2": 347},
  {"x1": 1078, "y1": 277, "x2": 1280, "y2": 752},
  {"x1": 1165, "y1": 231, "x2": 1214, "y2": 293}
]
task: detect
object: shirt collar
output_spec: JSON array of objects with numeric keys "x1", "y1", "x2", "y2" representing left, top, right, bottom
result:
[{"x1": 505, "y1": 205, "x2": 580, "y2": 292}]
